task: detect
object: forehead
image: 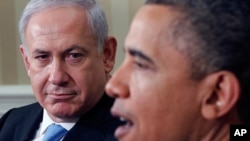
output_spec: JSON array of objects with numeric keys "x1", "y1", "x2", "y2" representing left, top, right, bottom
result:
[
  {"x1": 24, "y1": 6, "x2": 97, "y2": 55},
  {"x1": 125, "y1": 5, "x2": 185, "y2": 65},
  {"x1": 26, "y1": 6, "x2": 90, "y2": 40},
  {"x1": 126, "y1": 5, "x2": 181, "y2": 49},
  {"x1": 135, "y1": 5, "x2": 180, "y2": 27}
]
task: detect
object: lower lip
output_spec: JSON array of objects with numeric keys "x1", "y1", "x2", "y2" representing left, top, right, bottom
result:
[{"x1": 115, "y1": 123, "x2": 132, "y2": 139}]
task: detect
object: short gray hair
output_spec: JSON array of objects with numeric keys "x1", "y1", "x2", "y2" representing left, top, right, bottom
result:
[{"x1": 19, "y1": 0, "x2": 108, "y2": 52}]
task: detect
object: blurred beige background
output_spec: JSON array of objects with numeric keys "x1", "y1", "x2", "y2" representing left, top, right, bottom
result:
[{"x1": 0, "y1": 0, "x2": 144, "y2": 85}]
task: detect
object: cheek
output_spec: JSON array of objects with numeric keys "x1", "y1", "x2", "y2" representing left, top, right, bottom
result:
[
  {"x1": 131, "y1": 76, "x2": 181, "y2": 118},
  {"x1": 29, "y1": 70, "x2": 46, "y2": 89},
  {"x1": 71, "y1": 65, "x2": 105, "y2": 94},
  {"x1": 130, "y1": 73, "x2": 164, "y2": 109},
  {"x1": 28, "y1": 65, "x2": 50, "y2": 97},
  {"x1": 71, "y1": 66, "x2": 95, "y2": 87},
  {"x1": 133, "y1": 75, "x2": 169, "y2": 106},
  {"x1": 29, "y1": 73, "x2": 47, "y2": 106}
]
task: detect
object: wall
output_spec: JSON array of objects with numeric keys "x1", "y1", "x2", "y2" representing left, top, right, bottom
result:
[
  {"x1": 15, "y1": 0, "x2": 30, "y2": 84},
  {"x1": 0, "y1": 85, "x2": 35, "y2": 117},
  {"x1": 0, "y1": 0, "x2": 18, "y2": 84},
  {"x1": 0, "y1": 0, "x2": 144, "y2": 116}
]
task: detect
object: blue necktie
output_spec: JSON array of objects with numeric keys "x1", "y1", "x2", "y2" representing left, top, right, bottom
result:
[{"x1": 43, "y1": 123, "x2": 68, "y2": 141}]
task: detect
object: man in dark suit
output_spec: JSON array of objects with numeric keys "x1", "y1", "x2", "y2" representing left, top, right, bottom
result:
[
  {"x1": 0, "y1": 0, "x2": 121, "y2": 140},
  {"x1": 105, "y1": 0, "x2": 250, "y2": 141}
]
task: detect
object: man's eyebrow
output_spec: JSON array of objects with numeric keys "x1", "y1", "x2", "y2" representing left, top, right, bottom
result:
[
  {"x1": 32, "y1": 45, "x2": 87, "y2": 55},
  {"x1": 128, "y1": 48, "x2": 154, "y2": 64},
  {"x1": 33, "y1": 49, "x2": 49, "y2": 54},
  {"x1": 64, "y1": 45, "x2": 87, "y2": 53}
]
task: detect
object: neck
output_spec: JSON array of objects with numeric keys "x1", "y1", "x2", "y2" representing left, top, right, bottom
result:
[
  {"x1": 201, "y1": 121, "x2": 229, "y2": 141},
  {"x1": 201, "y1": 112, "x2": 241, "y2": 141}
]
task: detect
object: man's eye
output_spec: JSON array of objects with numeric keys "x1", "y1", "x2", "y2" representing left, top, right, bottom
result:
[
  {"x1": 68, "y1": 53, "x2": 82, "y2": 58},
  {"x1": 35, "y1": 55, "x2": 49, "y2": 60},
  {"x1": 66, "y1": 53, "x2": 84, "y2": 63},
  {"x1": 134, "y1": 61, "x2": 150, "y2": 70}
]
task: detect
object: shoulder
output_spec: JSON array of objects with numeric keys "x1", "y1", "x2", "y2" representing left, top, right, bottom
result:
[
  {"x1": 0, "y1": 103, "x2": 43, "y2": 140},
  {"x1": 50, "y1": 95, "x2": 121, "y2": 141},
  {"x1": 83, "y1": 94, "x2": 116, "y2": 121},
  {"x1": 0, "y1": 103, "x2": 42, "y2": 125}
]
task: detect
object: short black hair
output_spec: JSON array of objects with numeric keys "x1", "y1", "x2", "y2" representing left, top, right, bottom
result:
[{"x1": 145, "y1": 0, "x2": 250, "y2": 123}]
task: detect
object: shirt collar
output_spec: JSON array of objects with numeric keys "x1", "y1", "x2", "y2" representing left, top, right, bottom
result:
[{"x1": 39, "y1": 109, "x2": 79, "y2": 136}]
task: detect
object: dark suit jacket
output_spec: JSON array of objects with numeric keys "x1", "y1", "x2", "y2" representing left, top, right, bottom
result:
[{"x1": 0, "y1": 94, "x2": 121, "y2": 141}]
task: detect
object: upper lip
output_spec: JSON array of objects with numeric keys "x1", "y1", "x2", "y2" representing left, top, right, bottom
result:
[
  {"x1": 46, "y1": 91, "x2": 77, "y2": 99},
  {"x1": 47, "y1": 92, "x2": 75, "y2": 95},
  {"x1": 46, "y1": 89, "x2": 77, "y2": 95},
  {"x1": 111, "y1": 107, "x2": 134, "y2": 126}
]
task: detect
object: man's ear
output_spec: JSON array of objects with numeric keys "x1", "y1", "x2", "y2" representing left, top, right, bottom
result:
[
  {"x1": 20, "y1": 45, "x2": 31, "y2": 77},
  {"x1": 102, "y1": 36, "x2": 117, "y2": 73},
  {"x1": 199, "y1": 71, "x2": 240, "y2": 120}
]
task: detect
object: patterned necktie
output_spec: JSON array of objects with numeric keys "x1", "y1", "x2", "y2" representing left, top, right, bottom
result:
[{"x1": 43, "y1": 123, "x2": 68, "y2": 141}]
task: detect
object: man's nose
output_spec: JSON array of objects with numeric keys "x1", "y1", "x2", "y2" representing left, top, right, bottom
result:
[
  {"x1": 105, "y1": 63, "x2": 130, "y2": 98},
  {"x1": 48, "y1": 60, "x2": 69, "y2": 86}
]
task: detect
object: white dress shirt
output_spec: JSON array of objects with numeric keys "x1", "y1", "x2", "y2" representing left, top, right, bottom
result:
[{"x1": 32, "y1": 109, "x2": 78, "y2": 141}]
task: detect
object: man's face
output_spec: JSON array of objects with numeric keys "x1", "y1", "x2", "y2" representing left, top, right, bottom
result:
[
  {"x1": 106, "y1": 5, "x2": 203, "y2": 141},
  {"x1": 21, "y1": 6, "x2": 110, "y2": 122}
]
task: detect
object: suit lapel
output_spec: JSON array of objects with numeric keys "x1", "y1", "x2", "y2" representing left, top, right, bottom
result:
[
  {"x1": 63, "y1": 121, "x2": 104, "y2": 141},
  {"x1": 63, "y1": 94, "x2": 116, "y2": 141},
  {"x1": 15, "y1": 103, "x2": 43, "y2": 141}
]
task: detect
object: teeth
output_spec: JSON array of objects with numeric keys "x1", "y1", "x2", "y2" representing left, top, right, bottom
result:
[
  {"x1": 119, "y1": 117, "x2": 134, "y2": 126},
  {"x1": 120, "y1": 117, "x2": 127, "y2": 122}
]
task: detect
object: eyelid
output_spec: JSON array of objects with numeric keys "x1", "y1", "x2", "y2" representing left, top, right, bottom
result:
[
  {"x1": 64, "y1": 52, "x2": 85, "y2": 64},
  {"x1": 66, "y1": 52, "x2": 83, "y2": 58},
  {"x1": 64, "y1": 45, "x2": 88, "y2": 55},
  {"x1": 33, "y1": 53, "x2": 50, "y2": 59},
  {"x1": 66, "y1": 48, "x2": 86, "y2": 55},
  {"x1": 133, "y1": 55, "x2": 151, "y2": 69},
  {"x1": 67, "y1": 50, "x2": 85, "y2": 55},
  {"x1": 134, "y1": 61, "x2": 150, "y2": 69}
]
